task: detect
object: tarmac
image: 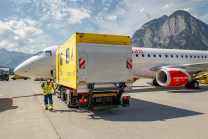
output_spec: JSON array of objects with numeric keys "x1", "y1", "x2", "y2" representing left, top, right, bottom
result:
[{"x1": 0, "y1": 77, "x2": 208, "y2": 139}]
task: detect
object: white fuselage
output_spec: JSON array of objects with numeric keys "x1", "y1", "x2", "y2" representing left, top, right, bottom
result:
[
  {"x1": 132, "y1": 47, "x2": 208, "y2": 78},
  {"x1": 14, "y1": 46, "x2": 208, "y2": 78}
]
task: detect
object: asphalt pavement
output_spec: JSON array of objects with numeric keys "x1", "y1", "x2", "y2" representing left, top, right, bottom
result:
[{"x1": 0, "y1": 77, "x2": 208, "y2": 139}]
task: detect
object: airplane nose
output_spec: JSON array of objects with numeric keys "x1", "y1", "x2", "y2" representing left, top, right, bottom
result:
[{"x1": 14, "y1": 63, "x2": 28, "y2": 75}]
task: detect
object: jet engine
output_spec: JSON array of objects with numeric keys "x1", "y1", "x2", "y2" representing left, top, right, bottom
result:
[{"x1": 156, "y1": 68, "x2": 190, "y2": 87}]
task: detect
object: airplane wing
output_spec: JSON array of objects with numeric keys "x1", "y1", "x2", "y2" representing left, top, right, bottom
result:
[{"x1": 150, "y1": 62, "x2": 208, "y2": 74}]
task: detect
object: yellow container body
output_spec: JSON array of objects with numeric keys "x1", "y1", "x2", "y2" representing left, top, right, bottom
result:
[{"x1": 56, "y1": 32, "x2": 130, "y2": 89}]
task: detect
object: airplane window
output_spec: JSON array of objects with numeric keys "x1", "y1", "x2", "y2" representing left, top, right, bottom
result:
[
  {"x1": 176, "y1": 55, "x2": 178, "y2": 58},
  {"x1": 205, "y1": 56, "x2": 207, "y2": 58},
  {"x1": 194, "y1": 55, "x2": 196, "y2": 58},
  {"x1": 198, "y1": 56, "x2": 200, "y2": 58},
  {"x1": 202, "y1": 56, "x2": 204, "y2": 58},
  {"x1": 136, "y1": 54, "x2": 138, "y2": 57},
  {"x1": 171, "y1": 55, "x2": 173, "y2": 58},
  {"x1": 142, "y1": 54, "x2": 144, "y2": 57},
  {"x1": 159, "y1": 54, "x2": 161, "y2": 57},
  {"x1": 33, "y1": 51, "x2": 43, "y2": 56},
  {"x1": 148, "y1": 54, "x2": 150, "y2": 57},
  {"x1": 186, "y1": 55, "x2": 188, "y2": 58},
  {"x1": 44, "y1": 51, "x2": 52, "y2": 56},
  {"x1": 66, "y1": 48, "x2": 69, "y2": 63},
  {"x1": 190, "y1": 55, "x2": 192, "y2": 58},
  {"x1": 165, "y1": 55, "x2": 168, "y2": 58},
  {"x1": 181, "y1": 55, "x2": 183, "y2": 58},
  {"x1": 153, "y1": 54, "x2": 156, "y2": 57}
]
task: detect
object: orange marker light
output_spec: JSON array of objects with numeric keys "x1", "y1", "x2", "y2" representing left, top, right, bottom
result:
[
  {"x1": 79, "y1": 99, "x2": 88, "y2": 103},
  {"x1": 123, "y1": 96, "x2": 130, "y2": 99}
]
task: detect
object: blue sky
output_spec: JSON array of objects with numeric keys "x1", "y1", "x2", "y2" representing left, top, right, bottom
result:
[{"x1": 0, "y1": 0, "x2": 208, "y2": 54}]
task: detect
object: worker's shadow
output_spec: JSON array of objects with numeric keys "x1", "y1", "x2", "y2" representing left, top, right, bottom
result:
[
  {"x1": 0, "y1": 99, "x2": 18, "y2": 113},
  {"x1": 87, "y1": 98, "x2": 203, "y2": 122}
]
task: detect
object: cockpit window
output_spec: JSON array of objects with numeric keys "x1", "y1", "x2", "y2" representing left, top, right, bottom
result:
[
  {"x1": 43, "y1": 51, "x2": 52, "y2": 56},
  {"x1": 33, "y1": 51, "x2": 43, "y2": 56}
]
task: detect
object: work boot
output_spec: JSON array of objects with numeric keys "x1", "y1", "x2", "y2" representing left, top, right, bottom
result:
[
  {"x1": 45, "y1": 107, "x2": 48, "y2": 110},
  {"x1": 49, "y1": 108, "x2": 53, "y2": 111}
]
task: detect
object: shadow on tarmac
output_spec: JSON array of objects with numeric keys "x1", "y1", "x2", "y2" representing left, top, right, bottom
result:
[
  {"x1": 129, "y1": 86, "x2": 207, "y2": 94},
  {"x1": 87, "y1": 98, "x2": 203, "y2": 121},
  {"x1": 0, "y1": 99, "x2": 18, "y2": 113}
]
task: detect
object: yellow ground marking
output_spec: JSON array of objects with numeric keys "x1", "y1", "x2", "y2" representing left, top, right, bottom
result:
[{"x1": 0, "y1": 95, "x2": 3, "y2": 96}]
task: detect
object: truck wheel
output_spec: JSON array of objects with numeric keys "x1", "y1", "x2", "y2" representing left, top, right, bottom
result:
[
  {"x1": 57, "y1": 91, "x2": 61, "y2": 98},
  {"x1": 13, "y1": 78, "x2": 16, "y2": 80},
  {"x1": 24, "y1": 78, "x2": 27, "y2": 80},
  {"x1": 66, "y1": 94, "x2": 70, "y2": 108}
]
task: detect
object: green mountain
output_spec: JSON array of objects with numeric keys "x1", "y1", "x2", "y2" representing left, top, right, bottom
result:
[
  {"x1": 130, "y1": 10, "x2": 208, "y2": 50},
  {"x1": 0, "y1": 48, "x2": 32, "y2": 68}
]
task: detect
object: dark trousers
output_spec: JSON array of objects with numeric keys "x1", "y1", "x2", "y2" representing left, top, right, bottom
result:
[{"x1": 44, "y1": 94, "x2": 53, "y2": 108}]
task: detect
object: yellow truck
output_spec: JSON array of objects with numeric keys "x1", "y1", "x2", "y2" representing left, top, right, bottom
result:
[
  {"x1": 54, "y1": 32, "x2": 133, "y2": 110},
  {"x1": 195, "y1": 73, "x2": 208, "y2": 84}
]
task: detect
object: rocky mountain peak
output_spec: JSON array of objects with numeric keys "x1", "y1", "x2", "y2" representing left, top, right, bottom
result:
[{"x1": 131, "y1": 10, "x2": 208, "y2": 50}]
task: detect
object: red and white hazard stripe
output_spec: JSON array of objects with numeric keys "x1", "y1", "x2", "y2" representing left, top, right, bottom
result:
[
  {"x1": 79, "y1": 58, "x2": 85, "y2": 69},
  {"x1": 127, "y1": 59, "x2": 132, "y2": 69}
]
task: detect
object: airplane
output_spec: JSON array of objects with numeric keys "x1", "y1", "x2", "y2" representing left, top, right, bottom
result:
[
  {"x1": 14, "y1": 45, "x2": 59, "y2": 78},
  {"x1": 14, "y1": 46, "x2": 208, "y2": 89}
]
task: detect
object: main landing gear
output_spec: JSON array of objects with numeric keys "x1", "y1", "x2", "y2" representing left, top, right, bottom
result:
[{"x1": 185, "y1": 80, "x2": 199, "y2": 89}]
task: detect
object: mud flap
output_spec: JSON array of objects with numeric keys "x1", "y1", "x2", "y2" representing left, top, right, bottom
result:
[{"x1": 122, "y1": 96, "x2": 130, "y2": 107}]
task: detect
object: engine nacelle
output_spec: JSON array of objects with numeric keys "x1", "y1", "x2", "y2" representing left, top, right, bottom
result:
[{"x1": 156, "y1": 68, "x2": 190, "y2": 87}]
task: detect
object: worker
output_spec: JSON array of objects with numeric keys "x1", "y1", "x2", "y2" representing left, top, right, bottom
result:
[{"x1": 41, "y1": 77, "x2": 56, "y2": 111}]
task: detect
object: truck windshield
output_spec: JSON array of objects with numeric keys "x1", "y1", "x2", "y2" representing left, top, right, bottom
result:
[{"x1": 33, "y1": 51, "x2": 43, "y2": 56}]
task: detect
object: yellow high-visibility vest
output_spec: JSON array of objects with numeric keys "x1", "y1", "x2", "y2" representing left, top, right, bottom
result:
[{"x1": 43, "y1": 81, "x2": 52, "y2": 95}]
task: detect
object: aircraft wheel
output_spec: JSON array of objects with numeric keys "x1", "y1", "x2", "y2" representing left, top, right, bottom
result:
[
  {"x1": 185, "y1": 83, "x2": 189, "y2": 88},
  {"x1": 192, "y1": 81, "x2": 199, "y2": 89}
]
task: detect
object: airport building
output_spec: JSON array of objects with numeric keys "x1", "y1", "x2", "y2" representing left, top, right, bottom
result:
[{"x1": 0, "y1": 68, "x2": 11, "y2": 74}]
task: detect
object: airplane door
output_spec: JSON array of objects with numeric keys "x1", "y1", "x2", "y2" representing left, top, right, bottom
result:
[{"x1": 164, "y1": 53, "x2": 169, "y2": 61}]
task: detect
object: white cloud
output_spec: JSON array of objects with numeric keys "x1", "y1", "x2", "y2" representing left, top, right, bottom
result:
[
  {"x1": 181, "y1": 8, "x2": 190, "y2": 11},
  {"x1": 0, "y1": 18, "x2": 42, "y2": 49},
  {"x1": 67, "y1": 8, "x2": 91, "y2": 24},
  {"x1": 106, "y1": 15, "x2": 117, "y2": 20},
  {"x1": 140, "y1": 8, "x2": 151, "y2": 19},
  {"x1": 30, "y1": 49, "x2": 35, "y2": 53},
  {"x1": 162, "y1": 2, "x2": 174, "y2": 9}
]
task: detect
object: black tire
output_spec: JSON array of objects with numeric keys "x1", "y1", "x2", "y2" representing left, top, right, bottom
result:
[
  {"x1": 192, "y1": 81, "x2": 199, "y2": 89},
  {"x1": 13, "y1": 78, "x2": 16, "y2": 80},
  {"x1": 153, "y1": 79, "x2": 160, "y2": 86},
  {"x1": 24, "y1": 78, "x2": 27, "y2": 80},
  {"x1": 185, "y1": 83, "x2": 189, "y2": 88},
  {"x1": 57, "y1": 91, "x2": 61, "y2": 98},
  {"x1": 66, "y1": 93, "x2": 70, "y2": 108}
]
